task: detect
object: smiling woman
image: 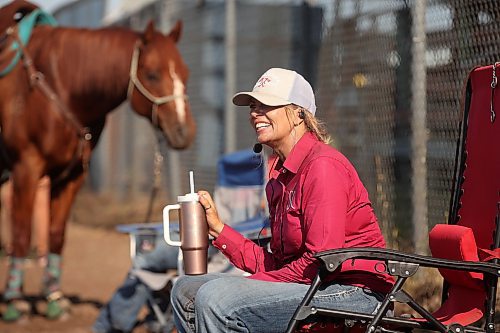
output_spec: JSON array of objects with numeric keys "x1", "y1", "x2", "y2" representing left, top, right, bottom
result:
[{"x1": 169, "y1": 68, "x2": 395, "y2": 333}]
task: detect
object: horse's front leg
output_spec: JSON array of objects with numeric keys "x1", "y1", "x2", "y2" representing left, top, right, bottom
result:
[
  {"x1": 43, "y1": 171, "x2": 86, "y2": 319},
  {"x1": 3, "y1": 161, "x2": 42, "y2": 321}
]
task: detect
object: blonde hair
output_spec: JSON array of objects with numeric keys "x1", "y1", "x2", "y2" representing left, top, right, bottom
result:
[{"x1": 284, "y1": 105, "x2": 332, "y2": 144}]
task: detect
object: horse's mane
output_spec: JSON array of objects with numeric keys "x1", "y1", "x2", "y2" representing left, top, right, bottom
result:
[{"x1": 31, "y1": 26, "x2": 140, "y2": 100}]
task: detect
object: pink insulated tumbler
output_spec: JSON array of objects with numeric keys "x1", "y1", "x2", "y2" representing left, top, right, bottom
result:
[{"x1": 163, "y1": 172, "x2": 208, "y2": 275}]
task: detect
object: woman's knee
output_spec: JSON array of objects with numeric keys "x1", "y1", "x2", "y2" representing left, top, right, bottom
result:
[
  {"x1": 171, "y1": 275, "x2": 191, "y2": 303},
  {"x1": 194, "y1": 280, "x2": 219, "y2": 307},
  {"x1": 172, "y1": 274, "x2": 219, "y2": 306},
  {"x1": 194, "y1": 277, "x2": 242, "y2": 312}
]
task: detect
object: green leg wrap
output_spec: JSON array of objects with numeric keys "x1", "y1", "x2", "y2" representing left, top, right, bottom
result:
[
  {"x1": 42, "y1": 253, "x2": 61, "y2": 296},
  {"x1": 43, "y1": 254, "x2": 69, "y2": 320},
  {"x1": 3, "y1": 257, "x2": 29, "y2": 322},
  {"x1": 4, "y1": 257, "x2": 25, "y2": 301}
]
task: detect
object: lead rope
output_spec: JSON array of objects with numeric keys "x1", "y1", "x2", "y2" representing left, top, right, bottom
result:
[
  {"x1": 143, "y1": 104, "x2": 165, "y2": 224},
  {"x1": 490, "y1": 62, "x2": 499, "y2": 123}
]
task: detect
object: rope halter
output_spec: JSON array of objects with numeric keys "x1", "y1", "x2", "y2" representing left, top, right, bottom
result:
[{"x1": 127, "y1": 40, "x2": 188, "y2": 127}]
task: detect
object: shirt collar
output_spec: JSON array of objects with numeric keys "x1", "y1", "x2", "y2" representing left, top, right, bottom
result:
[
  {"x1": 267, "y1": 132, "x2": 319, "y2": 179},
  {"x1": 283, "y1": 132, "x2": 317, "y2": 174}
]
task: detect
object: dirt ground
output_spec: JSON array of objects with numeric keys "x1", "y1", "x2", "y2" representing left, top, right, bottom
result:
[
  {"x1": 0, "y1": 221, "x2": 157, "y2": 333},
  {"x1": 0, "y1": 191, "x2": 159, "y2": 333}
]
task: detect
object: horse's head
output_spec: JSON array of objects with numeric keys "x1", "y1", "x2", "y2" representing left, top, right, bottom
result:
[
  {"x1": 128, "y1": 20, "x2": 196, "y2": 149},
  {"x1": 0, "y1": 0, "x2": 39, "y2": 33}
]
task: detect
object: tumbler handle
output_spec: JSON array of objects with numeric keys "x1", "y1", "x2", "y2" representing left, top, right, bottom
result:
[{"x1": 163, "y1": 204, "x2": 181, "y2": 246}]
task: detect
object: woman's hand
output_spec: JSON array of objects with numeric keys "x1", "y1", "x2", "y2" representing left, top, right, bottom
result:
[{"x1": 198, "y1": 190, "x2": 225, "y2": 238}]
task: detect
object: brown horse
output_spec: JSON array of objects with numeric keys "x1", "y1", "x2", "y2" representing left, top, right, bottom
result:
[{"x1": 0, "y1": 7, "x2": 196, "y2": 320}]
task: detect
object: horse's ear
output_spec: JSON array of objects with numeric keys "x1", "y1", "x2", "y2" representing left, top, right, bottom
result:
[
  {"x1": 143, "y1": 20, "x2": 156, "y2": 43},
  {"x1": 168, "y1": 20, "x2": 182, "y2": 43}
]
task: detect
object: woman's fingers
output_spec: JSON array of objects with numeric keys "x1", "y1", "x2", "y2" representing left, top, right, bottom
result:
[
  {"x1": 198, "y1": 191, "x2": 214, "y2": 211},
  {"x1": 198, "y1": 191, "x2": 224, "y2": 237}
]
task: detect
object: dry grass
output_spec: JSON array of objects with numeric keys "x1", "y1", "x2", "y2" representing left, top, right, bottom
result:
[
  {"x1": 395, "y1": 269, "x2": 443, "y2": 316},
  {"x1": 70, "y1": 189, "x2": 172, "y2": 229}
]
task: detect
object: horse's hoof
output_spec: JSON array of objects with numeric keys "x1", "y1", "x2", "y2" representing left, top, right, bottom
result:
[
  {"x1": 46, "y1": 299, "x2": 69, "y2": 320},
  {"x1": 45, "y1": 291, "x2": 71, "y2": 320},
  {"x1": 46, "y1": 300, "x2": 63, "y2": 320},
  {"x1": 2, "y1": 300, "x2": 30, "y2": 322}
]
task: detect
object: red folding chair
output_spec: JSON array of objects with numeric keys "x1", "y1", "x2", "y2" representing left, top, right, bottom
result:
[{"x1": 287, "y1": 64, "x2": 500, "y2": 333}]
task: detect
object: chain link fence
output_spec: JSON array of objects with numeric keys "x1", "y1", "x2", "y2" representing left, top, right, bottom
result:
[
  {"x1": 312, "y1": 0, "x2": 500, "y2": 250},
  {"x1": 55, "y1": 0, "x2": 500, "y2": 250}
]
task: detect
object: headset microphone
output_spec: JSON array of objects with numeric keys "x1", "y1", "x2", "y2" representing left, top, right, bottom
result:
[{"x1": 253, "y1": 143, "x2": 263, "y2": 153}]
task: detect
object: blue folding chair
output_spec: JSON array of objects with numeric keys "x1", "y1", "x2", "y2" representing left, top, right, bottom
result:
[{"x1": 213, "y1": 148, "x2": 270, "y2": 240}]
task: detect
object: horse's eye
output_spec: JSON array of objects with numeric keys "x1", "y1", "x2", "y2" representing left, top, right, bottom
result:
[
  {"x1": 145, "y1": 71, "x2": 160, "y2": 82},
  {"x1": 13, "y1": 12, "x2": 23, "y2": 22}
]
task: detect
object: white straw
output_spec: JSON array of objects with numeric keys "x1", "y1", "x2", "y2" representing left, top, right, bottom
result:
[{"x1": 189, "y1": 170, "x2": 195, "y2": 193}]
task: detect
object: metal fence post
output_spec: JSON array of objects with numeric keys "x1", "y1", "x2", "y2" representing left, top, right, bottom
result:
[
  {"x1": 225, "y1": 0, "x2": 237, "y2": 153},
  {"x1": 411, "y1": 0, "x2": 428, "y2": 254}
]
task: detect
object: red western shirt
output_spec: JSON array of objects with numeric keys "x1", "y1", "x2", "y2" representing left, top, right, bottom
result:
[{"x1": 213, "y1": 132, "x2": 394, "y2": 293}]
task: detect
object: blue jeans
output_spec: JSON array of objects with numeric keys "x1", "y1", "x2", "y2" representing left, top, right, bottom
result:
[
  {"x1": 171, "y1": 273, "x2": 385, "y2": 333},
  {"x1": 93, "y1": 239, "x2": 179, "y2": 333}
]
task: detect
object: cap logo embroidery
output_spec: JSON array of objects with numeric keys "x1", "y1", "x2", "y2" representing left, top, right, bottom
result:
[{"x1": 255, "y1": 76, "x2": 271, "y2": 88}]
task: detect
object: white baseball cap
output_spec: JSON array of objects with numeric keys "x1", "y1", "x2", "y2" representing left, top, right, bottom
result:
[{"x1": 232, "y1": 68, "x2": 317, "y2": 115}]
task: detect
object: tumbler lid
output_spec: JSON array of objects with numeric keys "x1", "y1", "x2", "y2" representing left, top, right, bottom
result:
[{"x1": 177, "y1": 193, "x2": 199, "y2": 202}]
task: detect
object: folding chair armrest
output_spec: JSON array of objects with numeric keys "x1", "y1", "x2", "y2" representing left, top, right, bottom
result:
[{"x1": 314, "y1": 247, "x2": 500, "y2": 277}]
